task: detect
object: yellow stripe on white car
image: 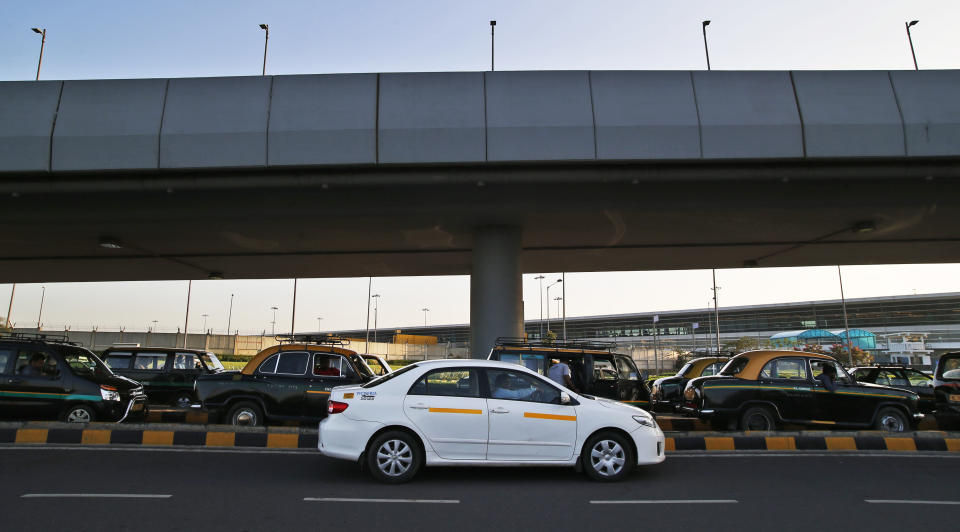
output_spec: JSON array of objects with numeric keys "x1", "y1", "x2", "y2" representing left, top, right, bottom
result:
[{"x1": 524, "y1": 412, "x2": 576, "y2": 421}]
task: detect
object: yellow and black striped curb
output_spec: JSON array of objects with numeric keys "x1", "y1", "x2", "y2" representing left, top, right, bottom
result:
[{"x1": 665, "y1": 431, "x2": 960, "y2": 452}]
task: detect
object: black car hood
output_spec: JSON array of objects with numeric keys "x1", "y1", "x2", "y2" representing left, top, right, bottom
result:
[{"x1": 77, "y1": 371, "x2": 142, "y2": 391}]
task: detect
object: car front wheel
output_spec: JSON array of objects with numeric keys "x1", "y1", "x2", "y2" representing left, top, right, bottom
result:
[
  {"x1": 366, "y1": 431, "x2": 423, "y2": 484},
  {"x1": 875, "y1": 407, "x2": 908, "y2": 432},
  {"x1": 62, "y1": 404, "x2": 96, "y2": 423},
  {"x1": 582, "y1": 431, "x2": 635, "y2": 482},
  {"x1": 226, "y1": 401, "x2": 263, "y2": 427},
  {"x1": 740, "y1": 406, "x2": 777, "y2": 431}
]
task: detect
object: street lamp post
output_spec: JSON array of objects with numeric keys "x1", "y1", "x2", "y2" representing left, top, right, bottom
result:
[
  {"x1": 553, "y1": 297, "x2": 562, "y2": 326},
  {"x1": 838, "y1": 266, "x2": 854, "y2": 365},
  {"x1": 36, "y1": 286, "x2": 45, "y2": 330},
  {"x1": 546, "y1": 279, "x2": 562, "y2": 335},
  {"x1": 371, "y1": 294, "x2": 381, "y2": 342},
  {"x1": 365, "y1": 277, "x2": 372, "y2": 352},
  {"x1": 31, "y1": 28, "x2": 46, "y2": 80},
  {"x1": 201, "y1": 314, "x2": 209, "y2": 334},
  {"x1": 4, "y1": 284, "x2": 14, "y2": 329},
  {"x1": 905, "y1": 20, "x2": 920, "y2": 70},
  {"x1": 490, "y1": 20, "x2": 496, "y2": 71},
  {"x1": 712, "y1": 270, "x2": 721, "y2": 355},
  {"x1": 422, "y1": 307, "x2": 430, "y2": 327},
  {"x1": 151, "y1": 320, "x2": 158, "y2": 332},
  {"x1": 701, "y1": 20, "x2": 712, "y2": 71},
  {"x1": 316, "y1": 317, "x2": 323, "y2": 331},
  {"x1": 290, "y1": 278, "x2": 298, "y2": 335},
  {"x1": 259, "y1": 24, "x2": 269, "y2": 75},
  {"x1": 562, "y1": 272, "x2": 567, "y2": 340},
  {"x1": 270, "y1": 306, "x2": 278, "y2": 336},
  {"x1": 534, "y1": 275, "x2": 545, "y2": 338},
  {"x1": 182, "y1": 280, "x2": 192, "y2": 348},
  {"x1": 226, "y1": 294, "x2": 234, "y2": 335}
]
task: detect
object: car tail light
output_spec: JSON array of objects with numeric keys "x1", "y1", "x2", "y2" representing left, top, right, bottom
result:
[{"x1": 327, "y1": 400, "x2": 349, "y2": 414}]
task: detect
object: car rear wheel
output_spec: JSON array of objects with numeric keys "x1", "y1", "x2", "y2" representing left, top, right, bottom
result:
[
  {"x1": 226, "y1": 401, "x2": 263, "y2": 427},
  {"x1": 582, "y1": 431, "x2": 635, "y2": 482},
  {"x1": 366, "y1": 431, "x2": 423, "y2": 484},
  {"x1": 173, "y1": 393, "x2": 194, "y2": 409},
  {"x1": 740, "y1": 406, "x2": 777, "y2": 431},
  {"x1": 875, "y1": 407, "x2": 908, "y2": 432},
  {"x1": 62, "y1": 404, "x2": 96, "y2": 423}
]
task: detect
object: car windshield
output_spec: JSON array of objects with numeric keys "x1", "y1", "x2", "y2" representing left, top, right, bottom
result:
[
  {"x1": 938, "y1": 356, "x2": 960, "y2": 380},
  {"x1": 349, "y1": 355, "x2": 376, "y2": 379},
  {"x1": 201, "y1": 352, "x2": 224, "y2": 371},
  {"x1": 720, "y1": 356, "x2": 750, "y2": 376},
  {"x1": 361, "y1": 362, "x2": 418, "y2": 388},
  {"x1": 59, "y1": 347, "x2": 112, "y2": 376}
]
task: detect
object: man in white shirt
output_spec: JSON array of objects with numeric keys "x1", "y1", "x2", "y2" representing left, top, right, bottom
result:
[{"x1": 547, "y1": 358, "x2": 578, "y2": 393}]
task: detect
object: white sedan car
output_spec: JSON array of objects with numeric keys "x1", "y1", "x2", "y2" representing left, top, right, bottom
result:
[{"x1": 318, "y1": 359, "x2": 665, "y2": 483}]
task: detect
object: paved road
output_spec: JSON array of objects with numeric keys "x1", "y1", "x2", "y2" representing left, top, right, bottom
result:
[{"x1": 2, "y1": 447, "x2": 958, "y2": 532}]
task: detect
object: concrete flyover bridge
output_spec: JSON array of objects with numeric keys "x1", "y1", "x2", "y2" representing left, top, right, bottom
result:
[{"x1": 1, "y1": 69, "x2": 959, "y2": 356}]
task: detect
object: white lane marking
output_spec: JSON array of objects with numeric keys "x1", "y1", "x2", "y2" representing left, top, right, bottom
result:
[
  {"x1": 591, "y1": 499, "x2": 738, "y2": 505},
  {"x1": 866, "y1": 499, "x2": 960, "y2": 505},
  {"x1": 21, "y1": 494, "x2": 172, "y2": 499},
  {"x1": 305, "y1": 497, "x2": 459, "y2": 504}
]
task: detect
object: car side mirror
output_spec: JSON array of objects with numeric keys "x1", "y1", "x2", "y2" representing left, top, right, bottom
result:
[{"x1": 560, "y1": 392, "x2": 571, "y2": 405}]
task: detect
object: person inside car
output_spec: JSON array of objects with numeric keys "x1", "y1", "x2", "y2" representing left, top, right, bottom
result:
[
  {"x1": 314, "y1": 356, "x2": 340, "y2": 376},
  {"x1": 547, "y1": 358, "x2": 578, "y2": 393},
  {"x1": 816, "y1": 363, "x2": 838, "y2": 392},
  {"x1": 491, "y1": 372, "x2": 535, "y2": 400},
  {"x1": 19, "y1": 353, "x2": 46, "y2": 377}
]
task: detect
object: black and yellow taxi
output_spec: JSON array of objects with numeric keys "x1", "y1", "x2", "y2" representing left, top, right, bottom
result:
[
  {"x1": 0, "y1": 332, "x2": 147, "y2": 423},
  {"x1": 933, "y1": 352, "x2": 960, "y2": 429},
  {"x1": 849, "y1": 365, "x2": 935, "y2": 414},
  {"x1": 650, "y1": 356, "x2": 729, "y2": 413},
  {"x1": 195, "y1": 334, "x2": 377, "y2": 426},
  {"x1": 102, "y1": 347, "x2": 225, "y2": 407},
  {"x1": 487, "y1": 338, "x2": 650, "y2": 410},
  {"x1": 682, "y1": 350, "x2": 922, "y2": 432}
]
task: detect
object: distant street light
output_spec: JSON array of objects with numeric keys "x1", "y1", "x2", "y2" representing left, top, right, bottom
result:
[
  {"x1": 202, "y1": 314, "x2": 209, "y2": 334},
  {"x1": 182, "y1": 280, "x2": 192, "y2": 348},
  {"x1": 226, "y1": 293, "x2": 235, "y2": 335},
  {"x1": 534, "y1": 275, "x2": 545, "y2": 338},
  {"x1": 701, "y1": 20, "x2": 712, "y2": 71},
  {"x1": 838, "y1": 266, "x2": 853, "y2": 365},
  {"x1": 4, "y1": 284, "x2": 15, "y2": 329},
  {"x1": 36, "y1": 286, "x2": 45, "y2": 330},
  {"x1": 905, "y1": 20, "x2": 920, "y2": 70},
  {"x1": 151, "y1": 320, "x2": 158, "y2": 332},
  {"x1": 31, "y1": 28, "x2": 46, "y2": 80},
  {"x1": 270, "y1": 306, "x2": 278, "y2": 336},
  {"x1": 490, "y1": 20, "x2": 496, "y2": 71},
  {"x1": 259, "y1": 24, "x2": 269, "y2": 75},
  {"x1": 711, "y1": 270, "x2": 721, "y2": 355},
  {"x1": 546, "y1": 278, "x2": 562, "y2": 333},
  {"x1": 316, "y1": 317, "x2": 323, "y2": 331},
  {"x1": 371, "y1": 294, "x2": 381, "y2": 342},
  {"x1": 422, "y1": 307, "x2": 430, "y2": 327},
  {"x1": 553, "y1": 297, "x2": 563, "y2": 323}
]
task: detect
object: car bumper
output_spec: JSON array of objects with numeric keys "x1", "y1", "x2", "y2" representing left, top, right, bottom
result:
[
  {"x1": 630, "y1": 425, "x2": 666, "y2": 466},
  {"x1": 317, "y1": 415, "x2": 384, "y2": 462}
]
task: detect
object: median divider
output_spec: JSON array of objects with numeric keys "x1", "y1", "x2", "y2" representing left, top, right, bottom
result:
[{"x1": 2, "y1": 421, "x2": 959, "y2": 453}]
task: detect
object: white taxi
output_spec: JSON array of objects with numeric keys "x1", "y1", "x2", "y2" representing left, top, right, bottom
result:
[{"x1": 318, "y1": 359, "x2": 665, "y2": 483}]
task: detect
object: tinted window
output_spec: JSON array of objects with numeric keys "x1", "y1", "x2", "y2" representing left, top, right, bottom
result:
[
  {"x1": 852, "y1": 368, "x2": 872, "y2": 380},
  {"x1": 201, "y1": 353, "x2": 224, "y2": 371},
  {"x1": 105, "y1": 354, "x2": 132, "y2": 369},
  {"x1": 0, "y1": 348, "x2": 14, "y2": 374},
  {"x1": 173, "y1": 353, "x2": 200, "y2": 370},
  {"x1": 701, "y1": 362, "x2": 723, "y2": 377},
  {"x1": 313, "y1": 354, "x2": 344, "y2": 377},
  {"x1": 594, "y1": 359, "x2": 617, "y2": 381},
  {"x1": 616, "y1": 357, "x2": 638, "y2": 380},
  {"x1": 874, "y1": 370, "x2": 901, "y2": 386},
  {"x1": 134, "y1": 353, "x2": 167, "y2": 371},
  {"x1": 760, "y1": 358, "x2": 808, "y2": 380},
  {"x1": 499, "y1": 352, "x2": 547, "y2": 375},
  {"x1": 940, "y1": 357, "x2": 960, "y2": 380},
  {"x1": 486, "y1": 369, "x2": 560, "y2": 403},
  {"x1": 409, "y1": 369, "x2": 480, "y2": 397},
  {"x1": 905, "y1": 370, "x2": 932, "y2": 387},
  {"x1": 258, "y1": 354, "x2": 278, "y2": 374},
  {"x1": 276, "y1": 352, "x2": 308, "y2": 375}
]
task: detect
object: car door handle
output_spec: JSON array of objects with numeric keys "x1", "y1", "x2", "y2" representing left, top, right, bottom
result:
[
  {"x1": 408, "y1": 404, "x2": 429, "y2": 410},
  {"x1": 7, "y1": 378, "x2": 22, "y2": 385},
  {"x1": 490, "y1": 407, "x2": 510, "y2": 414}
]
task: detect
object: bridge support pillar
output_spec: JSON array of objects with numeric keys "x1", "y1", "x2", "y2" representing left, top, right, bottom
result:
[{"x1": 470, "y1": 226, "x2": 523, "y2": 359}]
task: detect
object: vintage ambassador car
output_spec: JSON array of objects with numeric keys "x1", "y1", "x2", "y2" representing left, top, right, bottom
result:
[
  {"x1": 682, "y1": 350, "x2": 922, "y2": 432},
  {"x1": 650, "y1": 357, "x2": 729, "y2": 412},
  {"x1": 318, "y1": 359, "x2": 665, "y2": 483},
  {"x1": 195, "y1": 335, "x2": 380, "y2": 426},
  {"x1": 933, "y1": 352, "x2": 960, "y2": 429},
  {"x1": 487, "y1": 338, "x2": 650, "y2": 410}
]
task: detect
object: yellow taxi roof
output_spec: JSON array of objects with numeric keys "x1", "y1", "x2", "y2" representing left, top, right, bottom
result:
[
  {"x1": 730, "y1": 349, "x2": 835, "y2": 380},
  {"x1": 240, "y1": 343, "x2": 357, "y2": 376}
]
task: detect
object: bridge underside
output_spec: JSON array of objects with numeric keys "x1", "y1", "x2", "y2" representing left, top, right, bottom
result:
[{"x1": 1, "y1": 160, "x2": 958, "y2": 283}]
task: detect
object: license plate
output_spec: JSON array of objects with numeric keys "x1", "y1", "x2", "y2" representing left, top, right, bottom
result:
[
  {"x1": 131, "y1": 403, "x2": 144, "y2": 412},
  {"x1": 950, "y1": 394, "x2": 960, "y2": 402}
]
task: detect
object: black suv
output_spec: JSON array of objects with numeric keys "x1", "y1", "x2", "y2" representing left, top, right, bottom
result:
[
  {"x1": 0, "y1": 333, "x2": 147, "y2": 423},
  {"x1": 849, "y1": 365, "x2": 935, "y2": 414},
  {"x1": 102, "y1": 347, "x2": 224, "y2": 407},
  {"x1": 486, "y1": 338, "x2": 651, "y2": 410},
  {"x1": 196, "y1": 335, "x2": 379, "y2": 426}
]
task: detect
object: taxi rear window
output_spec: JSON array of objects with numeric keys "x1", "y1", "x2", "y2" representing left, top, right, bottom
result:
[{"x1": 720, "y1": 357, "x2": 750, "y2": 376}]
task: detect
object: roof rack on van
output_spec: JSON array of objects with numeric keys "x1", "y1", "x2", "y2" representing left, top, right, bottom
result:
[
  {"x1": 275, "y1": 333, "x2": 350, "y2": 347},
  {"x1": 0, "y1": 331, "x2": 83, "y2": 346},
  {"x1": 494, "y1": 337, "x2": 618, "y2": 352}
]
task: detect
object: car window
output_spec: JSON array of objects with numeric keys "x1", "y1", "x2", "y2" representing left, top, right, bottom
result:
[
  {"x1": 939, "y1": 357, "x2": 960, "y2": 380},
  {"x1": 810, "y1": 359, "x2": 851, "y2": 385},
  {"x1": 314, "y1": 354, "x2": 345, "y2": 377},
  {"x1": 15, "y1": 349, "x2": 59, "y2": 379},
  {"x1": 852, "y1": 368, "x2": 872, "y2": 380},
  {"x1": 875, "y1": 370, "x2": 900, "y2": 386},
  {"x1": 499, "y1": 352, "x2": 547, "y2": 375},
  {"x1": 134, "y1": 353, "x2": 168, "y2": 371},
  {"x1": 362, "y1": 363, "x2": 419, "y2": 388},
  {"x1": 760, "y1": 358, "x2": 808, "y2": 380},
  {"x1": 616, "y1": 357, "x2": 639, "y2": 380},
  {"x1": 258, "y1": 354, "x2": 279, "y2": 374},
  {"x1": 362, "y1": 356, "x2": 389, "y2": 376},
  {"x1": 409, "y1": 369, "x2": 480, "y2": 397},
  {"x1": 720, "y1": 356, "x2": 750, "y2": 376},
  {"x1": 594, "y1": 359, "x2": 617, "y2": 381},
  {"x1": 0, "y1": 348, "x2": 14, "y2": 374},
  {"x1": 173, "y1": 352, "x2": 201, "y2": 370},
  {"x1": 105, "y1": 353, "x2": 133, "y2": 369},
  {"x1": 905, "y1": 370, "x2": 932, "y2": 387},
  {"x1": 486, "y1": 369, "x2": 560, "y2": 403},
  {"x1": 677, "y1": 362, "x2": 694, "y2": 377},
  {"x1": 275, "y1": 352, "x2": 309, "y2": 375},
  {"x1": 701, "y1": 362, "x2": 723, "y2": 377}
]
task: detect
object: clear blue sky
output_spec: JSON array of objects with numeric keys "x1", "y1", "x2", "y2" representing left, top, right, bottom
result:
[{"x1": 1, "y1": 1, "x2": 958, "y2": 334}]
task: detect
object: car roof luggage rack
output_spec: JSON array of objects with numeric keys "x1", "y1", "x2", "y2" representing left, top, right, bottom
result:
[
  {"x1": 0, "y1": 331, "x2": 83, "y2": 346},
  {"x1": 275, "y1": 333, "x2": 351, "y2": 347},
  {"x1": 495, "y1": 337, "x2": 618, "y2": 352}
]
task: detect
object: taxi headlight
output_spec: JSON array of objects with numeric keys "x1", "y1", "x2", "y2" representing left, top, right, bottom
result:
[
  {"x1": 100, "y1": 385, "x2": 121, "y2": 402},
  {"x1": 632, "y1": 415, "x2": 656, "y2": 428}
]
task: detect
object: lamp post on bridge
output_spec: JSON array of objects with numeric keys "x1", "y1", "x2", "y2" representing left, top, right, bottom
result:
[
  {"x1": 701, "y1": 20, "x2": 711, "y2": 71},
  {"x1": 546, "y1": 279, "x2": 562, "y2": 335},
  {"x1": 31, "y1": 28, "x2": 46, "y2": 80},
  {"x1": 905, "y1": 20, "x2": 920, "y2": 70},
  {"x1": 259, "y1": 24, "x2": 269, "y2": 75}
]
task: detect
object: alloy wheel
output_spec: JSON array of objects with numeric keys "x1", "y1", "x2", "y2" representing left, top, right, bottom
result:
[
  {"x1": 590, "y1": 439, "x2": 626, "y2": 477},
  {"x1": 66, "y1": 408, "x2": 91, "y2": 423},
  {"x1": 376, "y1": 439, "x2": 413, "y2": 477},
  {"x1": 879, "y1": 413, "x2": 905, "y2": 432},
  {"x1": 234, "y1": 409, "x2": 257, "y2": 426}
]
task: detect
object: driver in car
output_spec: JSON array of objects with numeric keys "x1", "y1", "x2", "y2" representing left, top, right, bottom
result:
[{"x1": 491, "y1": 373, "x2": 536, "y2": 400}]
